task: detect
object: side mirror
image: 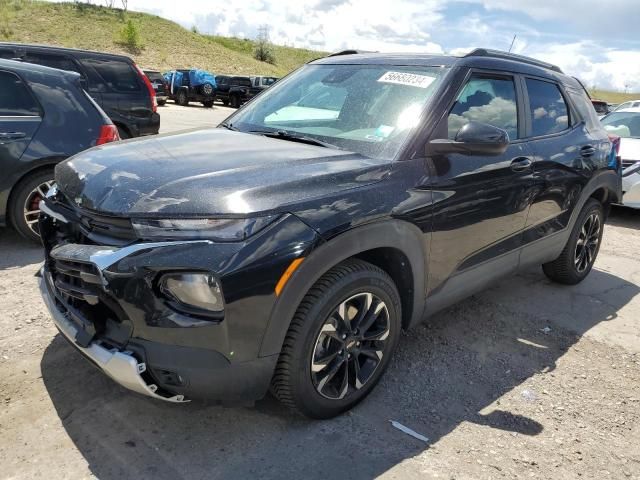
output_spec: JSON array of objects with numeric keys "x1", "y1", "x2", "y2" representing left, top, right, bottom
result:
[{"x1": 429, "y1": 121, "x2": 510, "y2": 156}]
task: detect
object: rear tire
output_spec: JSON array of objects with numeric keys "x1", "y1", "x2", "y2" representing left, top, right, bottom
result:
[
  {"x1": 271, "y1": 259, "x2": 401, "y2": 419},
  {"x1": 230, "y1": 94, "x2": 240, "y2": 108},
  {"x1": 222, "y1": 99, "x2": 229, "y2": 106},
  {"x1": 8, "y1": 168, "x2": 56, "y2": 243},
  {"x1": 542, "y1": 198, "x2": 604, "y2": 285},
  {"x1": 157, "y1": 99, "x2": 166, "y2": 106}
]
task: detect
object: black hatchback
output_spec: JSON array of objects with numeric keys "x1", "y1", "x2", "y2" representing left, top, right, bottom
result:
[
  {"x1": 0, "y1": 43, "x2": 160, "y2": 139},
  {"x1": 0, "y1": 59, "x2": 120, "y2": 241}
]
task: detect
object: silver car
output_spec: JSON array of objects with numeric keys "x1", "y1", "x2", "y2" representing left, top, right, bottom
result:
[{"x1": 602, "y1": 107, "x2": 640, "y2": 208}]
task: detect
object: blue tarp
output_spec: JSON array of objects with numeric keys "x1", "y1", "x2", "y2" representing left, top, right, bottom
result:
[{"x1": 164, "y1": 69, "x2": 216, "y2": 94}]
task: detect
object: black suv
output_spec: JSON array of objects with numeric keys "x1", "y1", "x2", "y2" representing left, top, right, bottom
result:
[
  {"x1": 38, "y1": 49, "x2": 621, "y2": 418},
  {"x1": 0, "y1": 59, "x2": 119, "y2": 241},
  {"x1": 216, "y1": 74, "x2": 277, "y2": 107},
  {"x1": 0, "y1": 43, "x2": 160, "y2": 138}
]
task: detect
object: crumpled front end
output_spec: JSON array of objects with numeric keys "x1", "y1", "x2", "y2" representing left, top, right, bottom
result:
[{"x1": 37, "y1": 191, "x2": 320, "y2": 403}]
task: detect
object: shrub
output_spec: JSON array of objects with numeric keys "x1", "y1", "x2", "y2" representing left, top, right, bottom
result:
[{"x1": 117, "y1": 18, "x2": 142, "y2": 52}]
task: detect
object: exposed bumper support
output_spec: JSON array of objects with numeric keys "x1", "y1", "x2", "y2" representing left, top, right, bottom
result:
[{"x1": 39, "y1": 267, "x2": 189, "y2": 402}]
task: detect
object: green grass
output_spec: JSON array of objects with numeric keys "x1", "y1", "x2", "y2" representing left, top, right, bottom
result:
[{"x1": 1, "y1": 0, "x2": 324, "y2": 76}]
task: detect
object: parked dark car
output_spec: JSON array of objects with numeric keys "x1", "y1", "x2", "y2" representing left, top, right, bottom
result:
[
  {"x1": 164, "y1": 68, "x2": 216, "y2": 108},
  {"x1": 215, "y1": 74, "x2": 277, "y2": 107},
  {"x1": 143, "y1": 69, "x2": 168, "y2": 106},
  {"x1": 38, "y1": 49, "x2": 621, "y2": 418},
  {"x1": 0, "y1": 59, "x2": 119, "y2": 242},
  {"x1": 0, "y1": 43, "x2": 159, "y2": 138}
]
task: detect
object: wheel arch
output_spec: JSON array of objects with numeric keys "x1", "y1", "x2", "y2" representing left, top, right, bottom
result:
[
  {"x1": 259, "y1": 219, "x2": 428, "y2": 357},
  {"x1": 4, "y1": 161, "x2": 60, "y2": 226}
]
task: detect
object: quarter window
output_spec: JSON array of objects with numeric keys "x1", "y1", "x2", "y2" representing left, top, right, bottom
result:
[
  {"x1": 448, "y1": 76, "x2": 518, "y2": 140},
  {"x1": 0, "y1": 71, "x2": 40, "y2": 116},
  {"x1": 526, "y1": 79, "x2": 569, "y2": 137}
]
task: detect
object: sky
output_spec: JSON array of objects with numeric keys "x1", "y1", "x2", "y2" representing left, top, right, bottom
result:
[{"x1": 93, "y1": 0, "x2": 640, "y2": 91}]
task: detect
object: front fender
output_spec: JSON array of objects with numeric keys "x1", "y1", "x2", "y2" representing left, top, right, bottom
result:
[{"x1": 258, "y1": 219, "x2": 428, "y2": 357}]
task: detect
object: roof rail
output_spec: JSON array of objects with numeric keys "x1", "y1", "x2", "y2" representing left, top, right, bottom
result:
[
  {"x1": 327, "y1": 49, "x2": 374, "y2": 57},
  {"x1": 464, "y1": 48, "x2": 563, "y2": 73}
]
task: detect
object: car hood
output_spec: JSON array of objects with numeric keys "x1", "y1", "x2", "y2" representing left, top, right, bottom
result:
[
  {"x1": 55, "y1": 128, "x2": 390, "y2": 216},
  {"x1": 620, "y1": 137, "x2": 640, "y2": 162}
]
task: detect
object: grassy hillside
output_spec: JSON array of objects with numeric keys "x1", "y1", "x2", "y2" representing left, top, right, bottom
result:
[
  {"x1": 0, "y1": 0, "x2": 324, "y2": 76},
  {"x1": 588, "y1": 89, "x2": 640, "y2": 105}
]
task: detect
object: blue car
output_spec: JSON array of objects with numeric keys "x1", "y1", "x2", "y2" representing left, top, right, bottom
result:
[{"x1": 164, "y1": 68, "x2": 217, "y2": 108}]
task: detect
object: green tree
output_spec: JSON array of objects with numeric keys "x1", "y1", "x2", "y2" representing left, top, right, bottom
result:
[{"x1": 253, "y1": 25, "x2": 276, "y2": 65}]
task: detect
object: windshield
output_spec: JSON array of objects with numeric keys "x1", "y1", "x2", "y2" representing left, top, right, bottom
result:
[
  {"x1": 601, "y1": 112, "x2": 640, "y2": 138},
  {"x1": 227, "y1": 64, "x2": 448, "y2": 160}
]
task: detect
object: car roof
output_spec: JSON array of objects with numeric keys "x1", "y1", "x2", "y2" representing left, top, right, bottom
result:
[
  {"x1": 0, "y1": 42, "x2": 132, "y2": 61},
  {"x1": 0, "y1": 57, "x2": 80, "y2": 81},
  {"x1": 310, "y1": 48, "x2": 581, "y2": 89}
]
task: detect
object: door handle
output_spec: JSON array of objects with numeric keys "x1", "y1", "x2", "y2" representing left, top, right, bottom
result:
[
  {"x1": 580, "y1": 145, "x2": 596, "y2": 157},
  {"x1": 0, "y1": 131, "x2": 26, "y2": 140},
  {"x1": 510, "y1": 157, "x2": 532, "y2": 172}
]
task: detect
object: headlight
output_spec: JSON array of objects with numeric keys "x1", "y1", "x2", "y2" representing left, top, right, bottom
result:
[
  {"x1": 131, "y1": 215, "x2": 279, "y2": 241},
  {"x1": 159, "y1": 272, "x2": 224, "y2": 313}
]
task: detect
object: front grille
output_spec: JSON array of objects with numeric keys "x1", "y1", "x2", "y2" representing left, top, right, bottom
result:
[
  {"x1": 47, "y1": 255, "x2": 130, "y2": 347},
  {"x1": 50, "y1": 258, "x2": 102, "y2": 305}
]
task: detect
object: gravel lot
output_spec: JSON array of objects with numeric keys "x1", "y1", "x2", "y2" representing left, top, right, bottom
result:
[{"x1": 1, "y1": 103, "x2": 639, "y2": 479}]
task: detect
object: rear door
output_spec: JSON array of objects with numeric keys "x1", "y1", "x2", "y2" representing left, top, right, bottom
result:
[
  {"x1": 0, "y1": 70, "x2": 42, "y2": 165},
  {"x1": 520, "y1": 77, "x2": 608, "y2": 253},
  {"x1": 426, "y1": 71, "x2": 535, "y2": 296}
]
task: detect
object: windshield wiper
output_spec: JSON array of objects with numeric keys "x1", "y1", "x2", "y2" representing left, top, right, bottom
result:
[
  {"x1": 219, "y1": 122, "x2": 238, "y2": 131},
  {"x1": 248, "y1": 130, "x2": 339, "y2": 149}
]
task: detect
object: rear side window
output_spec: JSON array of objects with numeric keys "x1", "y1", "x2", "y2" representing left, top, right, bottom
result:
[
  {"x1": 447, "y1": 76, "x2": 518, "y2": 140},
  {"x1": 567, "y1": 88, "x2": 600, "y2": 131},
  {"x1": 23, "y1": 52, "x2": 83, "y2": 75},
  {"x1": 0, "y1": 71, "x2": 40, "y2": 116},
  {"x1": 78, "y1": 58, "x2": 140, "y2": 92},
  {"x1": 526, "y1": 79, "x2": 569, "y2": 137}
]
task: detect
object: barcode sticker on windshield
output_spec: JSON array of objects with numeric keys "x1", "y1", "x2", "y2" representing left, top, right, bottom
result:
[{"x1": 378, "y1": 71, "x2": 435, "y2": 88}]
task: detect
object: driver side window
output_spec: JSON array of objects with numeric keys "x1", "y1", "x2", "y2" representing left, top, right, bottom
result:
[{"x1": 447, "y1": 75, "x2": 518, "y2": 140}]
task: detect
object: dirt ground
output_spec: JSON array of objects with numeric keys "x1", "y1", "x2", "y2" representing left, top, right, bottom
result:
[{"x1": 1, "y1": 105, "x2": 639, "y2": 479}]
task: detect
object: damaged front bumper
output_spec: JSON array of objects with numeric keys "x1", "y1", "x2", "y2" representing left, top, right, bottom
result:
[{"x1": 39, "y1": 269, "x2": 188, "y2": 402}]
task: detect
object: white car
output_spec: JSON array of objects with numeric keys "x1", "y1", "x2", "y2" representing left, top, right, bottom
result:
[
  {"x1": 612, "y1": 100, "x2": 640, "y2": 112},
  {"x1": 601, "y1": 107, "x2": 640, "y2": 208}
]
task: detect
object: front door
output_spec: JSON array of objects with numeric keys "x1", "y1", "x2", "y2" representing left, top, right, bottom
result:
[{"x1": 424, "y1": 72, "x2": 535, "y2": 309}]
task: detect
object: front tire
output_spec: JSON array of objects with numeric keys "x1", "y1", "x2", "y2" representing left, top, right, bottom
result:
[
  {"x1": 202, "y1": 100, "x2": 214, "y2": 108},
  {"x1": 271, "y1": 259, "x2": 401, "y2": 419},
  {"x1": 176, "y1": 90, "x2": 189, "y2": 106},
  {"x1": 542, "y1": 198, "x2": 604, "y2": 284},
  {"x1": 9, "y1": 168, "x2": 56, "y2": 243}
]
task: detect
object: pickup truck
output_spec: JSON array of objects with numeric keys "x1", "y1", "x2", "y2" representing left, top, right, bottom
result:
[
  {"x1": 164, "y1": 68, "x2": 217, "y2": 108},
  {"x1": 215, "y1": 75, "x2": 278, "y2": 108}
]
